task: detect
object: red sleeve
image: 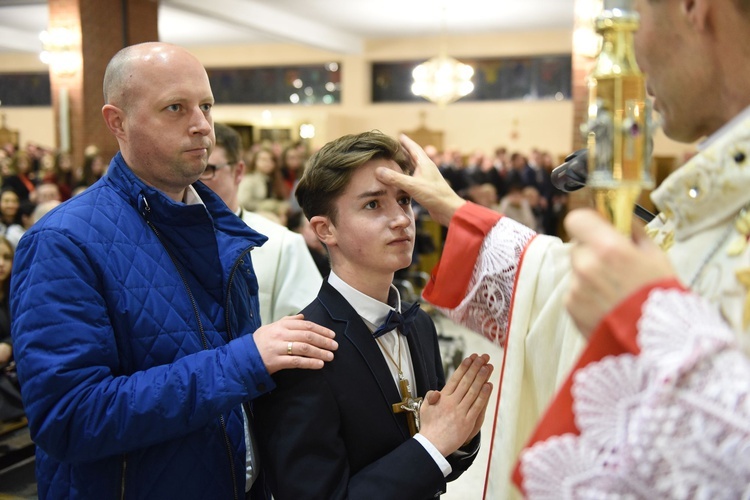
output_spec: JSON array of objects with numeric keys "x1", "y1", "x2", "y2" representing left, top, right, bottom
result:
[
  {"x1": 422, "y1": 202, "x2": 503, "y2": 308},
  {"x1": 511, "y1": 277, "x2": 687, "y2": 491}
]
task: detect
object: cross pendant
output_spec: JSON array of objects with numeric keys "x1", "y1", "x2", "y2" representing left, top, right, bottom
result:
[{"x1": 392, "y1": 376, "x2": 423, "y2": 436}]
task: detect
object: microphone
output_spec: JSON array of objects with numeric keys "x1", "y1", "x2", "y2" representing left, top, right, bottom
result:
[
  {"x1": 551, "y1": 149, "x2": 588, "y2": 193},
  {"x1": 551, "y1": 149, "x2": 656, "y2": 224}
]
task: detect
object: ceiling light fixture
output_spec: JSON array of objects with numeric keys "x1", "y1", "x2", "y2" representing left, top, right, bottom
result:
[
  {"x1": 39, "y1": 26, "x2": 80, "y2": 76},
  {"x1": 411, "y1": 4, "x2": 474, "y2": 106}
]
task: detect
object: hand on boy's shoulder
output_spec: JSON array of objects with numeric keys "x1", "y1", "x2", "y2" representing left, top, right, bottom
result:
[{"x1": 253, "y1": 314, "x2": 338, "y2": 374}]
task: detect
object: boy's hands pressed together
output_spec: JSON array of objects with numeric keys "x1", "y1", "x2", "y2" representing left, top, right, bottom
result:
[{"x1": 419, "y1": 353, "x2": 494, "y2": 456}]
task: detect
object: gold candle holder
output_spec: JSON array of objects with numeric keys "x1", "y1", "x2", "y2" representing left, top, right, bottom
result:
[{"x1": 584, "y1": 0, "x2": 654, "y2": 234}]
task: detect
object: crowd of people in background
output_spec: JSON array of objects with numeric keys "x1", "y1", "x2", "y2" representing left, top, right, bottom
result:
[
  {"x1": 0, "y1": 136, "x2": 568, "y2": 286},
  {"x1": 0, "y1": 141, "x2": 107, "y2": 425},
  {"x1": 425, "y1": 144, "x2": 568, "y2": 237},
  {"x1": 0, "y1": 134, "x2": 567, "y2": 328},
  {"x1": 0, "y1": 141, "x2": 108, "y2": 249},
  {"x1": 231, "y1": 139, "x2": 570, "y2": 280},
  {"x1": 236, "y1": 139, "x2": 568, "y2": 235}
]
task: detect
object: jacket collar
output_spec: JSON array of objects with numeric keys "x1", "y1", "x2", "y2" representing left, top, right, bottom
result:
[
  {"x1": 327, "y1": 270, "x2": 403, "y2": 329},
  {"x1": 103, "y1": 152, "x2": 267, "y2": 247}
]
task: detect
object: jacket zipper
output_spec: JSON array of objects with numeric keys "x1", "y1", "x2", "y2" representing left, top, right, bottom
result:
[
  {"x1": 224, "y1": 248, "x2": 255, "y2": 342},
  {"x1": 142, "y1": 204, "x2": 208, "y2": 351},
  {"x1": 224, "y1": 249, "x2": 259, "y2": 494},
  {"x1": 142, "y1": 197, "x2": 239, "y2": 500},
  {"x1": 120, "y1": 455, "x2": 127, "y2": 500}
]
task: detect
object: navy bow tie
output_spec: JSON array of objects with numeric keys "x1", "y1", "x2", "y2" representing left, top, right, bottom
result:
[{"x1": 372, "y1": 301, "x2": 421, "y2": 338}]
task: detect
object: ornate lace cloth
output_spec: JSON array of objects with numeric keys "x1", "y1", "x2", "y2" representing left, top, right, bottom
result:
[
  {"x1": 430, "y1": 209, "x2": 575, "y2": 500},
  {"x1": 521, "y1": 289, "x2": 750, "y2": 499},
  {"x1": 437, "y1": 216, "x2": 535, "y2": 347}
]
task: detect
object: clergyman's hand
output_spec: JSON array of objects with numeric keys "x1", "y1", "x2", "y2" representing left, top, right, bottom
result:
[
  {"x1": 419, "y1": 353, "x2": 493, "y2": 456},
  {"x1": 375, "y1": 134, "x2": 466, "y2": 227},
  {"x1": 565, "y1": 209, "x2": 676, "y2": 337},
  {"x1": 253, "y1": 314, "x2": 338, "y2": 374}
]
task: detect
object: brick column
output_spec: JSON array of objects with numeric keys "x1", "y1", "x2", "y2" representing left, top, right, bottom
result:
[{"x1": 48, "y1": 0, "x2": 158, "y2": 169}]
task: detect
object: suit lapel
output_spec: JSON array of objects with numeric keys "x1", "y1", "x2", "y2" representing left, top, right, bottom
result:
[
  {"x1": 404, "y1": 307, "x2": 431, "y2": 397},
  {"x1": 317, "y1": 282, "x2": 406, "y2": 428}
]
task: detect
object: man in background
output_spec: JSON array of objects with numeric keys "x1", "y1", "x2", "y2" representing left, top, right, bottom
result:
[{"x1": 202, "y1": 122, "x2": 322, "y2": 324}]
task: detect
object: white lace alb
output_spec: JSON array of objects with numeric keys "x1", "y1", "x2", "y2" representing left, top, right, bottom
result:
[
  {"x1": 437, "y1": 216, "x2": 535, "y2": 347},
  {"x1": 521, "y1": 289, "x2": 750, "y2": 499}
]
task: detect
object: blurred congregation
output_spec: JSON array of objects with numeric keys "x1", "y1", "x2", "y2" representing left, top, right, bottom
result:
[
  {"x1": 0, "y1": 135, "x2": 568, "y2": 273},
  {"x1": 424, "y1": 145, "x2": 567, "y2": 237},
  {"x1": 0, "y1": 143, "x2": 104, "y2": 241}
]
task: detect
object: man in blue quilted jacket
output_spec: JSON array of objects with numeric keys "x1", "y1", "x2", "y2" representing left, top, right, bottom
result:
[{"x1": 10, "y1": 42, "x2": 338, "y2": 499}]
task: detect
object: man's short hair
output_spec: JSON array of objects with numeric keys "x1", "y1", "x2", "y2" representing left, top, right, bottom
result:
[
  {"x1": 295, "y1": 130, "x2": 414, "y2": 223},
  {"x1": 214, "y1": 123, "x2": 243, "y2": 165},
  {"x1": 103, "y1": 44, "x2": 140, "y2": 109}
]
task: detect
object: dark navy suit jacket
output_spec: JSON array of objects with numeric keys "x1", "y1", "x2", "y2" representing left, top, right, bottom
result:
[{"x1": 253, "y1": 280, "x2": 479, "y2": 499}]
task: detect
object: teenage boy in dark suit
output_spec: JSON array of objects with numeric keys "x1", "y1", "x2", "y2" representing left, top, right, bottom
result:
[{"x1": 253, "y1": 130, "x2": 493, "y2": 499}]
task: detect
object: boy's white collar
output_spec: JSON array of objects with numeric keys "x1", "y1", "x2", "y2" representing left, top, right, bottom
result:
[{"x1": 327, "y1": 271, "x2": 402, "y2": 330}]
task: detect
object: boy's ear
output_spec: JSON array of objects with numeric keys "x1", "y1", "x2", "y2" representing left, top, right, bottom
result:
[{"x1": 309, "y1": 215, "x2": 336, "y2": 246}]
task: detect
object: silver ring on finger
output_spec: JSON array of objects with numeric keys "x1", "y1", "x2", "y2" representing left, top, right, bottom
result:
[{"x1": 287, "y1": 341, "x2": 294, "y2": 356}]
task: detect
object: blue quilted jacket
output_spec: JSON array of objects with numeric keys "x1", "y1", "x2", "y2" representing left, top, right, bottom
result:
[{"x1": 11, "y1": 153, "x2": 275, "y2": 499}]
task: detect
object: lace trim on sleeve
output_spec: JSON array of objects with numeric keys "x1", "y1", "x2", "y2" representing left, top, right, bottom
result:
[
  {"x1": 521, "y1": 289, "x2": 750, "y2": 499},
  {"x1": 436, "y1": 216, "x2": 535, "y2": 347},
  {"x1": 638, "y1": 289, "x2": 735, "y2": 382}
]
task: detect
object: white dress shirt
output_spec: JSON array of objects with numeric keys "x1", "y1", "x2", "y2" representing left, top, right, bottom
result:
[{"x1": 327, "y1": 271, "x2": 452, "y2": 477}]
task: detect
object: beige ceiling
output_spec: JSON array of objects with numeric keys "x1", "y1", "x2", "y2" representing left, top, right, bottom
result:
[{"x1": 0, "y1": 0, "x2": 575, "y2": 55}]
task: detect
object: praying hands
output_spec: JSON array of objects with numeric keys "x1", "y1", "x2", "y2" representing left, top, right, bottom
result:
[{"x1": 418, "y1": 353, "x2": 494, "y2": 457}]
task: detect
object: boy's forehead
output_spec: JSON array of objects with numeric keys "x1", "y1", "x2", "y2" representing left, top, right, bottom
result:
[
  {"x1": 351, "y1": 158, "x2": 401, "y2": 182},
  {"x1": 358, "y1": 157, "x2": 402, "y2": 172},
  {"x1": 341, "y1": 159, "x2": 404, "y2": 196}
]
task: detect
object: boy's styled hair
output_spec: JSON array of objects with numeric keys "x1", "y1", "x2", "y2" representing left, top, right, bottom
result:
[
  {"x1": 213, "y1": 123, "x2": 242, "y2": 164},
  {"x1": 295, "y1": 130, "x2": 414, "y2": 223}
]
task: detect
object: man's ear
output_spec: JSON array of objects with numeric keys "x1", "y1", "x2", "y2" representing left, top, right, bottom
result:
[
  {"x1": 681, "y1": 0, "x2": 710, "y2": 31},
  {"x1": 102, "y1": 104, "x2": 126, "y2": 140},
  {"x1": 309, "y1": 215, "x2": 336, "y2": 247},
  {"x1": 234, "y1": 161, "x2": 246, "y2": 185}
]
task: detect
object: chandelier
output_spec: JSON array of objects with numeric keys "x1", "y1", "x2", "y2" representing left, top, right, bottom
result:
[
  {"x1": 411, "y1": 55, "x2": 475, "y2": 106},
  {"x1": 411, "y1": 3, "x2": 474, "y2": 106},
  {"x1": 39, "y1": 26, "x2": 80, "y2": 76}
]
